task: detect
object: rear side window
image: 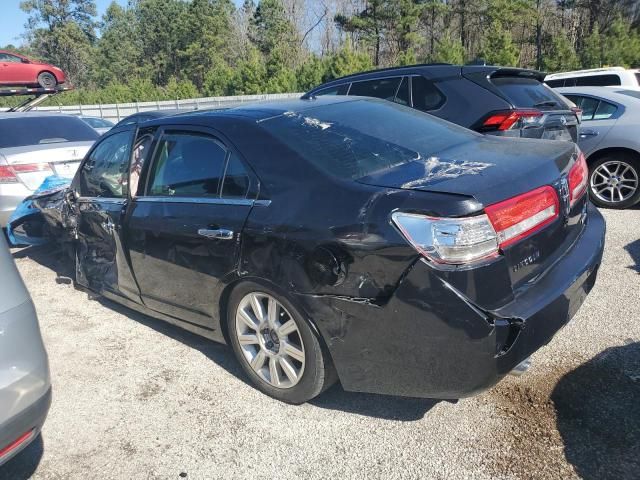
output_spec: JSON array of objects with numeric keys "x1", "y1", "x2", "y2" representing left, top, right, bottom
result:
[
  {"x1": 491, "y1": 77, "x2": 567, "y2": 108},
  {"x1": 79, "y1": 130, "x2": 133, "y2": 198},
  {"x1": 575, "y1": 74, "x2": 621, "y2": 86},
  {"x1": 411, "y1": 76, "x2": 445, "y2": 111},
  {"x1": 147, "y1": 132, "x2": 226, "y2": 197},
  {"x1": 567, "y1": 95, "x2": 617, "y2": 121},
  {"x1": 314, "y1": 84, "x2": 349, "y2": 96},
  {"x1": 0, "y1": 116, "x2": 99, "y2": 148},
  {"x1": 221, "y1": 153, "x2": 250, "y2": 198},
  {"x1": 261, "y1": 99, "x2": 476, "y2": 180},
  {"x1": 394, "y1": 77, "x2": 410, "y2": 106},
  {"x1": 349, "y1": 77, "x2": 402, "y2": 101}
]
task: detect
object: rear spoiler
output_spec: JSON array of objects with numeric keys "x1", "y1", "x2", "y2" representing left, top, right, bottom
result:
[{"x1": 462, "y1": 66, "x2": 547, "y2": 83}]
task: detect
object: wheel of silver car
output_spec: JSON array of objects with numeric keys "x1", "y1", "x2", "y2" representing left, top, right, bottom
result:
[
  {"x1": 235, "y1": 292, "x2": 305, "y2": 388},
  {"x1": 588, "y1": 155, "x2": 640, "y2": 209},
  {"x1": 37, "y1": 72, "x2": 57, "y2": 89}
]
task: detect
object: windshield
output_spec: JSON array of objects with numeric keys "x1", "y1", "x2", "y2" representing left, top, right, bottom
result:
[
  {"x1": 0, "y1": 116, "x2": 99, "y2": 148},
  {"x1": 491, "y1": 76, "x2": 570, "y2": 109},
  {"x1": 260, "y1": 99, "x2": 477, "y2": 180}
]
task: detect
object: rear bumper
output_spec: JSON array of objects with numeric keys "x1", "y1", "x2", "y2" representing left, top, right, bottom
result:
[
  {"x1": 0, "y1": 387, "x2": 51, "y2": 466},
  {"x1": 0, "y1": 300, "x2": 51, "y2": 464},
  {"x1": 300, "y1": 203, "x2": 605, "y2": 398},
  {"x1": 0, "y1": 185, "x2": 31, "y2": 227}
]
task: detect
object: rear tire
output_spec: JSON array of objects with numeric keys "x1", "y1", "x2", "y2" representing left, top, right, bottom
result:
[
  {"x1": 37, "y1": 72, "x2": 57, "y2": 89},
  {"x1": 588, "y1": 154, "x2": 640, "y2": 209},
  {"x1": 227, "y1": 281, "x2": 336, "y2": 404}
]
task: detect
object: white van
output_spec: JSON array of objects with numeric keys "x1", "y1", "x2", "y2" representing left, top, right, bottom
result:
[{"x1": 545, "y1": 67, "x2": 640, "y2": 88}]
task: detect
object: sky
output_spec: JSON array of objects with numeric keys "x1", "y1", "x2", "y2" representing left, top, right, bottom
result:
[{"x1": 0, "y1": 0, "x2": 248, "y2": 47}]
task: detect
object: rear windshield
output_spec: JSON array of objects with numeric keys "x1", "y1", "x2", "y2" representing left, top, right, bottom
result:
[
  {"x1": 0, "y1": 116, "x2": 99, "y2": 148},
  {"x1": 260, "y1": 99, "x2": 476, "y2": 180},
  {"x1": 491, "y1": 76, "x2": 569, "y2": 109}
]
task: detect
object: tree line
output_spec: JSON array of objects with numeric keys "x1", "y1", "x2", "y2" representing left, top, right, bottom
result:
[{"x1": 3, "y1": 0, "x2": 640, "y2": 107}]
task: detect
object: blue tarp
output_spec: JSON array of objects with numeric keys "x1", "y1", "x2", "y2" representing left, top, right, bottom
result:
[{"x1": 6, "y1": 175, "x2": 71, "y2": 246}]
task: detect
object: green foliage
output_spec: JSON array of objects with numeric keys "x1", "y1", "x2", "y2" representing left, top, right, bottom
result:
[
  {"x1": 479, "y1": 21, "x2": 519, "y2": 67},
  {"x1": 323, "y1": 47, "x2": 373, "y2": 81},
  {"x1": 543, "y1": 31, "x2": 579, "y2": 72},
  {"x1": 7, "y1": 0, "x2": 640, "y2": 105},
  {"x1": 433, "y1": 33, "x2": 465, "y2": 64}
]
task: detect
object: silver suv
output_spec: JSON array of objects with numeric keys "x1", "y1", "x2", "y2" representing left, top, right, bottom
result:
[{"x1": 0, "y1": 235, "x2": 51, "y2": 466}]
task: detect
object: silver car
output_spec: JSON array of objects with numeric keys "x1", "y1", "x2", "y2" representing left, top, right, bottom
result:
[
  {"x1": 0, "y1": 112, "x2": 98, "y2": 226},
  {"x1": 75, "y1": 115, "x2": 115, "y2": 135},
  {"x1": 557, "y1": 87, "x2": 640, "y2": 208},
  {"x1": 0, "y1": 234, "x2": 51, "y2": 465}
]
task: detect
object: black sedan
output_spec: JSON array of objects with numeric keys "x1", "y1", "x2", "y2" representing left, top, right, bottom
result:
[{"x1": 43, "y1": 96, "x2": 604, "y2": 404}]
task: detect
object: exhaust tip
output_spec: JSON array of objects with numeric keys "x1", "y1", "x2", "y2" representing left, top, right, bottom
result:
[{"x1": 509, "y1": 357, "x2": 532, "y2": 377}]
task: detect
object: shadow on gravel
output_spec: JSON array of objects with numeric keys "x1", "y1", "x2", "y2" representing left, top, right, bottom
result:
[
  {"x1": 552, "y1": 341, "x2": 640, "y2": 480},
  {"x1": 624, "y1": 239, "x2": 640, "y2": 273},
  {"x1": 0, "y1": 434, "x2": 44, "y2": 480},
  {"x1": 311, "y1": 385, "x2": 440, "y2": 421},
  {"x1": 12, "y1": 244, "x2": 74, "y2": 279}
]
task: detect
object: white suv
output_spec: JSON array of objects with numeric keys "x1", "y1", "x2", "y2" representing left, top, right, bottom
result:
[{"x1": 545, "y1": 67, "x2": 640, "y2": 88}]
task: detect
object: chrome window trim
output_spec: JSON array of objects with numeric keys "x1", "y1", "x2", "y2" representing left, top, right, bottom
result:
[
  {"x1": 77, "y1": 197, "x2": 126, "y2": 204},
  {"x1": 133, "y1": 197, "x2": 271, "y2": 207}
]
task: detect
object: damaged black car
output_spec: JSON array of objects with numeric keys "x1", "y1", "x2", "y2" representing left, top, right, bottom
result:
[{"x1": 11, "y1": 96, "x2": 605, "y2": 404}]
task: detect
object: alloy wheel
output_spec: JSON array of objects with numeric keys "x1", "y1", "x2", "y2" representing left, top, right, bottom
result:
[
  {"x1": 590, "y1": 160, "x2": 639, "y2": 204},
  {"x1": 235, "y1": 292, "x2": 305, "y2": 389}
]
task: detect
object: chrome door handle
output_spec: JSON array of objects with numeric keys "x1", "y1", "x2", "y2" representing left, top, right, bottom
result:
[
  {"x1": 580, "y1": 130, "x2": 599, "y2": 138},
  {"x1": 197, "y1": 228, "x2": 234, "y2": 240}
]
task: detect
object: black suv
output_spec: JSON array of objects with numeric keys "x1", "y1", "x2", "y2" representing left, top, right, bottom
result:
[{"x1": 304, "y1": 64, "x2": 579, "y2": 142}]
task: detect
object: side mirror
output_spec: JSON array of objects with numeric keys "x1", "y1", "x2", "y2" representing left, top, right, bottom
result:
[{"x1": 21, "y1": 58, "x2": 30, "y2": 64}]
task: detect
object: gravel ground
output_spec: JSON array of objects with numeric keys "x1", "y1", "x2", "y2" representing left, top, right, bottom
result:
[{"x1": 1, "y1": 208, "x2": 639, "y2": 480}]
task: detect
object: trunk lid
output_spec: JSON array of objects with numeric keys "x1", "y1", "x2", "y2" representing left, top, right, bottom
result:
[
  {"x1": 0, "y1": 141, "x2": 91, "y2": 190},
  {"x1": 358, "y1": 136, "x2": 586, "y2": 290}
]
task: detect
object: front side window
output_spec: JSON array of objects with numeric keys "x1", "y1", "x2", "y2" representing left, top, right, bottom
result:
[
  {"x1": 411, "y1": 76, "x2": 445, "y2": 111},
  {"x1": 0, "y1": 53, "x2": 22, "y2": 63},
  {"x1": 147, "y1": 132, "x2": 226, "y2": 198},
  {"x1": 79, "y1": 130, "x2": 133, "y2": 198},
  {"x1": 349, "y1": 77, "x2": 402, "y2": 101}
]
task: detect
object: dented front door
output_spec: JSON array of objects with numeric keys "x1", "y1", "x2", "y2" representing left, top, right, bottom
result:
[{"x1": 73, "y1": 129, "x2": 141, "y2": 302}]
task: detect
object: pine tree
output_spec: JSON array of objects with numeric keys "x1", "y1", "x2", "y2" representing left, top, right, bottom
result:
[
  {"x1": 479, "y1": 21, "x2": 519, "y2": 66},
  {"x1": 543, "y1": 31, "x2": 579, "y2": 72}
]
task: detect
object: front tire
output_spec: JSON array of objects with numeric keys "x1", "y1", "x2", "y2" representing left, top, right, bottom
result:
[
  {"x1": 227, "y1": 281, "x2": 336, "y2": 404},
  {"x1": 588, "y1": 154, "x2": 640, "y2": 209},
  {"x1": 37, "y1": 72, "x2": 57, "y2": 89}
]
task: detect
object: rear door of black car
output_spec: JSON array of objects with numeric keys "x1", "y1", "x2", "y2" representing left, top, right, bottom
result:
[
  {"x1": 125, "y1": 125, "x2": 255, "y2": 330},
  {"x1": 72, "y1": 128, "x2": 141, "y2": 302}
]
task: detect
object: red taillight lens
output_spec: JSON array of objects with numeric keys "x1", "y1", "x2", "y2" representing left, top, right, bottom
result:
[
  {"x1": 0, "y1": 429, "x2": 34, "y2": 459},
  {"x1": 0, "y1": 163, "x2": 52, "y2": 183},
  {"x1": 571, "y1": 106, "x2": 583, "y2": 123},
  {"x1": 485, "y1": 186, "x2": 559, "y2": 248},
  {"x1": 482, "y1": 109, "x2": 543, "y2": 131},
  {"x1": 568, "y1": 152, "x2": 588, "y2": 207}
]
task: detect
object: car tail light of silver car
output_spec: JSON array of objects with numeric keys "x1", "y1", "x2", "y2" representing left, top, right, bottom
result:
[
  {"x1": 0, "y1": 429, "x2": 35, "y2": 461},
  {"x1": 0, "y1": 163, "x2": 52, "y2": 183},
  {"x1": 568, "y1": 151, "x2": 588, "y2": 207},
  {"x1": 392, "y1": 186, "x2": 561, "y2": 265}
]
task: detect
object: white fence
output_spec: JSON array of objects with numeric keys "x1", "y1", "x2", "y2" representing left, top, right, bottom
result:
[{"x1": 35, "y1": 92, "x2": 303, "y2": 123}]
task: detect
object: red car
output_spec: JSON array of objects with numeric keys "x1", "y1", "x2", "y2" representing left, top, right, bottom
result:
[{"x1": 0, "y1": 50, "x2": 66, "y2": 89}]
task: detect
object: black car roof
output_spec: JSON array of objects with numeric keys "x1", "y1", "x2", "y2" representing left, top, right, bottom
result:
[
  {"x1": 304, "y1": 64, "x2": 546, "y2": 95},
  {"x1": 143, "y1": 96, "x2": 360, "y2": 125}
]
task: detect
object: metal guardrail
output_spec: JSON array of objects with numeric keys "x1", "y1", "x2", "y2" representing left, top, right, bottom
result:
[{"x1": 33, "y1": 92, "x2": 303, "y2": 122}]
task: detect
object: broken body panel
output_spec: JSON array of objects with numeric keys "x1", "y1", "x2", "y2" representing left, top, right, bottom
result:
[{"x1": 13, "y1": 97, "x2": 605, "y2": 398}]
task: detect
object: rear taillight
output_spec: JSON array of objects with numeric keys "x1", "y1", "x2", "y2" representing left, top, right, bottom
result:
[
  {"x1": 571, "y1": 106, "x2": 583, "y2": 123},
  {"x1": 568, "y1": 152, "x2": 588, "y2": 207},
  {"x1": 481, "y1": 109, "x2": 544, "y2": 131},
  {"x1": 392, "y1": 186, "x2": 560, "y2": 264},
  {"x1": 485, "y1": 186, "x2": 559, "y2": 248},
  {"x1": 0, "y1": 429, "x2": 34, "y2": 459},
  {"x1": 0, "y1": 163, "x2": 52, "y2": 184}
]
